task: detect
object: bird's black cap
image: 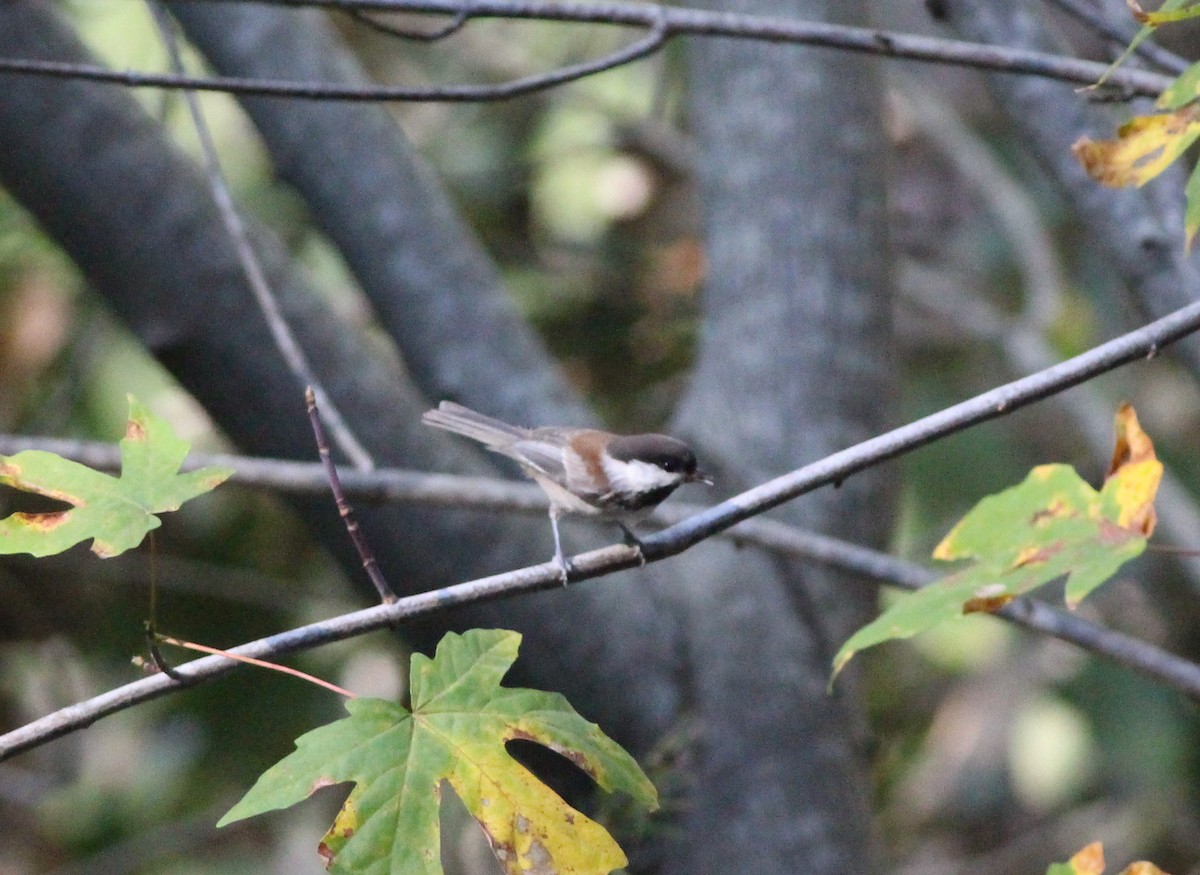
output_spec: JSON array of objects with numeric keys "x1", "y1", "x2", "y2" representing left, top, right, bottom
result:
[{"x1": 607, "y1": 434, "x2": 710, "y2": 482}]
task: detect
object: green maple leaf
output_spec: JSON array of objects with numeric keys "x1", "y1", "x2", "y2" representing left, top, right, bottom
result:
[
  {"x1": 833, "y1": 405, "x2": 1162, "y2": 680},
  {"x1": 0, "y1": 396, "x2": 232, "y2": 558},
  {"x1": 218, "y1": 629, "x2": 659, "y2": 875}
]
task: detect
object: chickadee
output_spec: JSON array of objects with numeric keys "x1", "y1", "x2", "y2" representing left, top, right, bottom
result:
[{"x1": 422, "y1": 401, "x2": 712, "y2": 581}]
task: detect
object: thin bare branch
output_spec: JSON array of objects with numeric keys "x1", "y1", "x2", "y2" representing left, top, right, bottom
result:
[
  {"x1": 0, "y1": 0, "x2": 1173, "y2": 101},
  {"x1": 155, "y1": 636, "x2": 359, "y2": 698},
  {"x1": 0, "y1": 432, "x2": 926, "y2": 558},
  {"x1": 706, "y1": 526, "x2": 1200, "y2": 700},
  {"x1": 0, "y1": 434, "x2": 553, "y2": 506}
]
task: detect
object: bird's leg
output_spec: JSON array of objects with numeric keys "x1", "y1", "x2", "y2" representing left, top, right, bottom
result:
[
  {"x1": 549, "y1": 506, "x2": 571, "y2": 585},
  {"x1": 619, "y1": 523, "x2": 647, "y2": 566}
]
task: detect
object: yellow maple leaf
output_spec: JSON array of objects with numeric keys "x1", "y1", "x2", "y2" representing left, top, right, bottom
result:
[
  {"x1": 1103, "y1": 403, "x2": 1162, "y2": 534},
  {"x1": 1073, "y1": 105, "x2": 1200, "y2": 187}
]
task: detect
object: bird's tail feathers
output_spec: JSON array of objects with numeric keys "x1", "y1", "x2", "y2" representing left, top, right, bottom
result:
[{"x1": 421, "y1": 401, "x2": 525, "y2": 448}]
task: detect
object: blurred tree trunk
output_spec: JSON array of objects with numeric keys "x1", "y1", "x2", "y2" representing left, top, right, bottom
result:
[
  {"x1": 666, "y1": 1, "x2": 893, "y2": 871},
  {"x1": 0, "y1": 1, "x2": 892, "y2": 870}
]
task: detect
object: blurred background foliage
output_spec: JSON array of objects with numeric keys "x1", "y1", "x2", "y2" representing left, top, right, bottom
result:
[{"x1": 2, "y1": 2, "x2": 1200, "y2": 874}]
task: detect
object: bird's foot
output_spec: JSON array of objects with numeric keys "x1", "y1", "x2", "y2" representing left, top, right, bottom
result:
[
  {"x1": 549, "y1": 510, "x2": 573, "y2": 585},
  {"x1": 553, "y1": 550, "x2": 573, "y2": 586}
]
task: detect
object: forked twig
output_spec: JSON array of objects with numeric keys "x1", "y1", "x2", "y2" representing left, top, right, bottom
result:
[{"x1": 345, "y1": 6, "x2": 470, "y2": 40}]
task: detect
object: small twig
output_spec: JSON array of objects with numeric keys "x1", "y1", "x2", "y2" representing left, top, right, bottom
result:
[
  {"x1": 142, "y1": 531, "x2": 185, "y2": 679},
  {"x1": 345, "y1": 6, "x2": 470, "y2": 40},
  {"x1": 157, "y1": 635, "x2": 358, "y2": 698},
  {"x1": 145, "y1": 529, "x2": 164, "y2": 636},
  {"x1": 1040, "y1": 0, "x2": 1190, "y2": 74},
  {"x1": 305, "y1": 387, "x2": 397, "y2": 603},
  {"x1": 144, "y1": 624, "x2": 186, "y2": 681},
  {"x1": 408, "y1": 11, "x2": 666, "y2": 101},
  {"x1": 147, "y1": 1, "x2": 375, "y2": 472}
]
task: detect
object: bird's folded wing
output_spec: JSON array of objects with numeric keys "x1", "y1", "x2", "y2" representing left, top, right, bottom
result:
[{"x1": 509, "y1": 439, "x2": 569, "y2": 483}]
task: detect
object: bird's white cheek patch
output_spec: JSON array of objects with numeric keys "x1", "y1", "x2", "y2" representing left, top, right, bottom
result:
[{"x1": 603, "y1": 457, "x2": 680, "y2": 495}]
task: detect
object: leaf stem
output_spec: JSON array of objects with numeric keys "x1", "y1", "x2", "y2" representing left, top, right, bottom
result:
[{"x1": 157, "y1": 636, "x2": 358, "y2": 699}]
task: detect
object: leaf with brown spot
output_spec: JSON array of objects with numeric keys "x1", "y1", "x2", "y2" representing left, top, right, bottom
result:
[
  {"x1": 0, "y1": 396, "x2": 231, "y2": 558},
  {"x1": 1078, "y1": 45, "x2": 1200, "y2": 246},
  {"x1": 1103, "y1": 404, "x2": 1161, "y2": 537},
  {"x1": 1073, "y1": 105, "x2": 1200, "y2": 189},
  {"x1": 962, "y1": 593, "x2": 1014, "y2": 615},
  {"x1": 219, "y1": 629, "x2": 658, "y2": 875},
  {"x1": 833, "y1": 406, "x2": 1161, "y2": 680}
]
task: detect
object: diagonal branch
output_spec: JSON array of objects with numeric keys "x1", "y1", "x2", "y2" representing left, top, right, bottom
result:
[
  {"x1": 3, "y1": 498, "x2": 1198, "y2": 761},
  {"x1": 654, "y1": 295, "x2": 1200, "y2": 557},
  {"x1": 6, "y1": 286, "x2": 1200, "y2": 760}
]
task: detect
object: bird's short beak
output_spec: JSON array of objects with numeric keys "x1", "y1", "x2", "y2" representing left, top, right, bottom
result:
[{"x1": 692, "y1": 469, "x2": 714, "y2": 486}]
